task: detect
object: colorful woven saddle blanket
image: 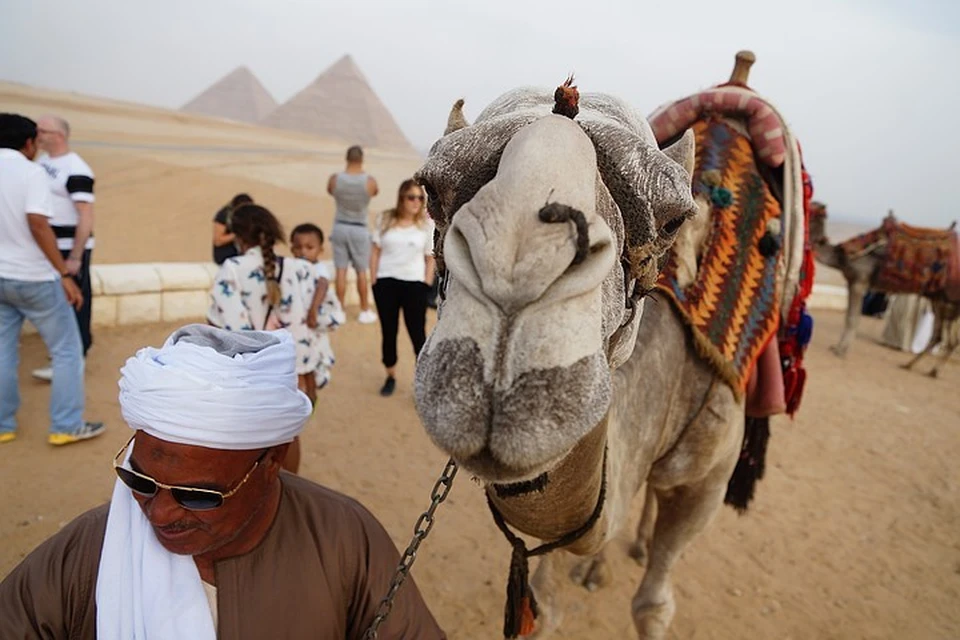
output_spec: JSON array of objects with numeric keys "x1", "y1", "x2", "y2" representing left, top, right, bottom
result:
[
  {"x1": 656, "y1": 118, "x2": 783, "y2": 397},
  {"x1": 875, "y1": 223, "x2": 960, "y2": 300}
]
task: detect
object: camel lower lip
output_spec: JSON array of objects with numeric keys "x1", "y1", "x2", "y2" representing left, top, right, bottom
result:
[{"x1": 462, "y1": 448, "x2": 563, "y2": 484}]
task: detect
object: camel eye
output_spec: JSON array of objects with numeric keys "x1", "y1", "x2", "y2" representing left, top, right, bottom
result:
[
  {"x1": 661, "y1": 216, "x2": 685, "y2": 236},
  {"x1": 420, "y1": 181, "x2": 439, "y2": 207}
]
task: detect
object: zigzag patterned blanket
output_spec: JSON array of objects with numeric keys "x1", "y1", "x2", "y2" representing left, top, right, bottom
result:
[{"x1": 657, "y1": 118, "x2": 783, "y2": 397}]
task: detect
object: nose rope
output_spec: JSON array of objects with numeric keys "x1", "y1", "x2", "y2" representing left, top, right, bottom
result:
[{"x1": 538, "y1": 202, "x2": 590, "y2": 265}]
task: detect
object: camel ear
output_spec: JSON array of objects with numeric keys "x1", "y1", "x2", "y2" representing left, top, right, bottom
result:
[
  {"x1": 444, "y1": 99, "x2": 469, "y2": 135},
  {"x1": 662, "y1": 129, "x2": 695, "y2": 181}
]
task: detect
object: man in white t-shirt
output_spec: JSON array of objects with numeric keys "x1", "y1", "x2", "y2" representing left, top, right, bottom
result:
[
  {"x1": 31, "y1": 115, "x2": 97, "y2": 381},
  {"x1": 0, "y1": 113, "x2": 104, "y2": 446}
]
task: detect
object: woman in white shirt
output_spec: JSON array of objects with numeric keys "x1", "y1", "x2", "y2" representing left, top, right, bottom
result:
[{"x1": 370, "y1": 180, "x2": 435, "y2": 397}]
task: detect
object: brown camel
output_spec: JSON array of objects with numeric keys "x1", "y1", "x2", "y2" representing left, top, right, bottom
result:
[
  {"x1": 809, "y1": 206, "x2": 960, "y2": 374},
  {"x1": 413, "y1": 53, "x2": 807, "y2": 639}
]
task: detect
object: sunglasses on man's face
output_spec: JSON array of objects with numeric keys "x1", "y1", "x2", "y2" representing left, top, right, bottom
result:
[
  {"x1": 113, "y1": 435, "x2": 268, "y2": 511},
  {"x1": 404, "y1": 194, "x2": 425, "y2": 202}
]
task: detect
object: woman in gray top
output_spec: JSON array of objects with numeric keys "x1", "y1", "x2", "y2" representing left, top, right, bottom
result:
[{"x1": 327, "y1": 145, "x2": 379, "y2": 324}]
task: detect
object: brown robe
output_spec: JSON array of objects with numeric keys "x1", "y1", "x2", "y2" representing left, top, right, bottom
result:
[{"x1": 0, "y1": 473, "x2": 446, "y2": 639}]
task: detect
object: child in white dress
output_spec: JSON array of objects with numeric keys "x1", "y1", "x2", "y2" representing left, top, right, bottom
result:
[{"x1": 291, "y1": 223, "x2": 344, "y2": 389}]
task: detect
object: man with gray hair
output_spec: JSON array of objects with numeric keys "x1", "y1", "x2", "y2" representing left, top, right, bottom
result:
[
  {"x1": 0, "y1": 325, "x2": 445, "y2": 638},
  {"x1": 32, "y1": 115, "x2": 97, "y2": 381},
  {"x1": 328, "y1": 144, "x2": 379, "y2": 324}
]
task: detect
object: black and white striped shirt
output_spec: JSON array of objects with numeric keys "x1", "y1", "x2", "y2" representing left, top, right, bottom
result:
[{"x1": 37, "y1": 151, "x2": 96, "y2": 251}]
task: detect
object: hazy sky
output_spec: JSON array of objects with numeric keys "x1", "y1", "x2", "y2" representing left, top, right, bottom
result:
[{"x1": 2, "y1": 0, "x2": 958, "y2": 226}]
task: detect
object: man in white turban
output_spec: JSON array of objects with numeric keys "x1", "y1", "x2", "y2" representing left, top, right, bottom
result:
[{"x1": 0, "y1": 324, "x2": 445, "y2": 639}]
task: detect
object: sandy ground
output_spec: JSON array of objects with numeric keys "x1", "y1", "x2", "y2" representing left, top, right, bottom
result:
[{"x1": 2, "y1": 309, "x2": 958, "y2": 639}]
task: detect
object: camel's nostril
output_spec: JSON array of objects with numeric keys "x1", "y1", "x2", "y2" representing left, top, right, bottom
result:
[{"x1": 538, "y1": 202, "x2": 589, "y2": 265}]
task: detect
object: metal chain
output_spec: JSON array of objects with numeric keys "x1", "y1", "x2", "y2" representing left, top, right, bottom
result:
[{"x1": 362, "y1": 457, "x2": 459, "y2": 639}]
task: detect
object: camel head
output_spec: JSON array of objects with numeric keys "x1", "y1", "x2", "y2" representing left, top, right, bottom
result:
[
  {"x1": 413, "y1": 86, "x2": 697, "y2": 483},
  {"x1": 809, "y1": 201, "x2": 829, "y2": 248}
]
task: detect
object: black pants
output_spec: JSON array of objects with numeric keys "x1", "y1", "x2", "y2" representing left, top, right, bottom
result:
[
  {"x1": 372, "y1": 278, "x2": 428, "y2": 368},
  {"x1": 60, "y1": 249, "x2": 93, "y2": 356}
]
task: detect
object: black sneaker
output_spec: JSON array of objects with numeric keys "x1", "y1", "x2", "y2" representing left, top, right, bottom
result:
[{"x1": 379, "y1": 376, "x2": 396, "y2": 397}]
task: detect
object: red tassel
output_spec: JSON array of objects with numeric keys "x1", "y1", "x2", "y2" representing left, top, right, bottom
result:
[
  {"x1": 518, "y1": 597, "x2": 536, "y2": 636},
  {"x1": 504, "y1": 542, "x2": 538, "y2": 638}
]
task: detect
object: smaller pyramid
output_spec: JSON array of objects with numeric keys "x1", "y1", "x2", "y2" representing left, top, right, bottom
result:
[
  {"x1": 181, "y1": 66, "x2": 277, "y2": 124},
  {"x1": 262, "y1": 55, "x2": 415, "y2": 153}
]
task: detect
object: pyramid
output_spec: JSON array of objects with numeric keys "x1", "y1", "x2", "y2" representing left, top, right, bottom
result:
[
  {"x1": 262, "y1": 55, "x2": 415, "y2": 153},
  {"x1": 181, "y1": 66, "x2": 277, "y2": 124}
]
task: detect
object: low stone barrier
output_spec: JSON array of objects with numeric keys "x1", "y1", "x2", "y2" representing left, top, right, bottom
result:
[
  {"x1": 21, "y1": 260, "x2": 350, "y2": 333},
  {"x1": 21, "y1": 264, "x2": 848, "y2": 334},
  {"x1": 807, "y1": 283, "x2": 849, "y2": 312}
]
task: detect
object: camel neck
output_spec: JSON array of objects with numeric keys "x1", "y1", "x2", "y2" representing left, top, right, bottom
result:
[{"x1": 486, "y1": 418, "x2": 608, "y2": 554}]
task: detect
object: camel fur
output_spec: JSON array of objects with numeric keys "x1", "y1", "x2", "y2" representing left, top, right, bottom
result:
[{"x1": 413, "y1": 83, "x2": 797, "y2": 639}]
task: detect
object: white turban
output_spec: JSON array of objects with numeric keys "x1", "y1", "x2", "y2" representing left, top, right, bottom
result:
[
  {"x1": 98, "y1": 325, "x2": 313, "y2": 640},
  {"x1": 118, "y1": 324, "x2": 313, "y2": 449}
]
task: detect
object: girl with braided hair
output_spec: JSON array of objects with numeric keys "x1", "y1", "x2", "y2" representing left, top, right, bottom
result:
[{"x1": 207, "y1": 204, "x2": 320, "y2": 472}]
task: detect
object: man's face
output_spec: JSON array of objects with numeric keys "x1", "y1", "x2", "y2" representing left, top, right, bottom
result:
[
  {"x1": 126, "y1": 431, "x2": 283, "y2": 557},
  {"x1": 36, "y1": 118, "x2": 63, "y2": 153},
  {"x1": 22, "y1": 137, "x2": 38, "y2": 161}
]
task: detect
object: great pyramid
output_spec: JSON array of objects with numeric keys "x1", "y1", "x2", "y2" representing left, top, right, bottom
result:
[
  {"x1": 262, "y1": 55, "x2": 415, "y2": 154},
  {"x1": 181, "y1": 66, "x2": 277, "y2": 124}
]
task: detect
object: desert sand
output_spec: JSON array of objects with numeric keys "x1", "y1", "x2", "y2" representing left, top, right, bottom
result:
[
  {"x1": 3, "y1": 311, "x2": 958, "y2": 639},
  {"x1": 1, "y1": 83, "x2": 958, "y2": 639}
]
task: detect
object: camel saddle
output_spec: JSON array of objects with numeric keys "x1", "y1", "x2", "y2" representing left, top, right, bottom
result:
[
  {"x1": 655, "y1": 117, "x2": 783, "y2": 400},
  {"x1": 874, "y1": 222, "x2": 960, "y2": 301}
]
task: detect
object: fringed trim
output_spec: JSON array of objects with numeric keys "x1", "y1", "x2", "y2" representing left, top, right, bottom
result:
[
  {"x1": 724, "y1": 416, "x2": 771, "y2": 513},
  {"x1": 655, "y1": 285, "x2": 745, "y2": 400}
]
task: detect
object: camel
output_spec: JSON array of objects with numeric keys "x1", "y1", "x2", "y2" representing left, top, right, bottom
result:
[
  {"x1": 413, "y1": 53, "x2": 808, "y2": 639},
  {"x1": 809, "y1": 206, "x2": 960, "y2": 374}
]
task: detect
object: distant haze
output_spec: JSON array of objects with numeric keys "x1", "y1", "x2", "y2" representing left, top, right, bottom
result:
[{"x1": 2, "y1": 0, "x2": 958, "y2": 227}]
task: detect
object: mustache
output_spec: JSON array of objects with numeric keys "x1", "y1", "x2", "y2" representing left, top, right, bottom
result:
[{"x1": 155, "y1": 521, "x2": 202, "y2": 533}]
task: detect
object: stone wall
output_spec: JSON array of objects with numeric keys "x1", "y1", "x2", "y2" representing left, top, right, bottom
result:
[
  {"x1": 21, "y1": 260, "x2": 351, "y2": 333},
  {"x1": 23, "y1": 263, "x2": 848, "y2": 333}
]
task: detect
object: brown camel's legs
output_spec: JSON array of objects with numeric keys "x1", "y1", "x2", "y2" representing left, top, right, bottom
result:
[
  {"x1": 928, "y1": 319, "x2": 958, "y2": 378},
  {"x1": 632, "y1": 467, "x2": 732, "y2": 640},
  {"x1": 832, "y1": 279, "x2": 868, "y2": 357},
  {"x1": 629, "y1": 483, "x2": 658, "y2": 567},
  {"x1": 902, "y1": 313, "x2": 943, "y2": 372}
]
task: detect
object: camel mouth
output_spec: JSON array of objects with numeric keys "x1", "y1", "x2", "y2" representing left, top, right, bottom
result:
[
  {"x1": 415, "y1": 335, "x2": 612, "y2": 479},
  {"x1": 491, "y1": 472, "x2": 550, "y2": 498},
  {"x1": 461, "y1": 445, "x2": 571, "y2": 485}
]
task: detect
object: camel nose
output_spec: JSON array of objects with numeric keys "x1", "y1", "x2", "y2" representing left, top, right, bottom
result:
[{"x1": 443, "y1": 199, "x2": 616, "y2": 314}]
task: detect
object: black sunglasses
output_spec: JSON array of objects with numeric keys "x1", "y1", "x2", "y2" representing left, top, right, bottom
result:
[
  {"x1": 113, "y1": 435, "x2": 268, "y2": 511},
  {"x1": 404, "y1": 194, "x2": 425, "y2": 202}
]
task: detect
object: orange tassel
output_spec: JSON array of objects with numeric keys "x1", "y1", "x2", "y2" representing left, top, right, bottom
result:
[{"x1": 518, "y1": 597, "x2": 537, "y2": 636}]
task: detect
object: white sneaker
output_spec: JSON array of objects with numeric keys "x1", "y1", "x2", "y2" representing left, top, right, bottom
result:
[
  {"x1": 357, "y1": 310, "x2": 378, "y2": 324},
  {"x1": 31, "y1": 357, "x2": 85, "y2": 383}
]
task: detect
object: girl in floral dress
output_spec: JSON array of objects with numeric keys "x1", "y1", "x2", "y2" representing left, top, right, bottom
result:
[{"x1": 207, "y1": 204, "x2": 318, "y2": 472}]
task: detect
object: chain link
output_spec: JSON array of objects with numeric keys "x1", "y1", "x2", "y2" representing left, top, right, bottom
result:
[{"x1": 362, "y1": 457, "x2": 459, "y2": 639}]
